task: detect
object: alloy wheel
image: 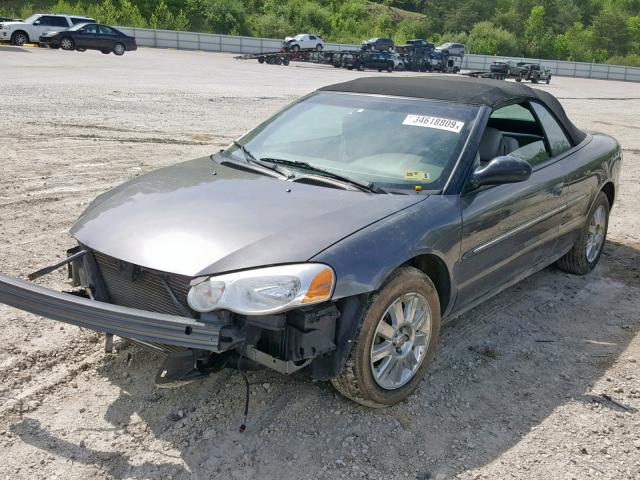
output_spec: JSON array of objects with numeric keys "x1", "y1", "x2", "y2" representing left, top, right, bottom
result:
[
  {"x1": 13, "y1": 32, "x2": 27, "y2": 46},
  {"x1": 370, "y1": 293, "x2": 431, "y2": 390},
  {"x1": 61, "y1": 38, "x2": 73, "y2": 50},
  {"x1": 586, "y1": 205, "x2": 607, "y2": 262}
]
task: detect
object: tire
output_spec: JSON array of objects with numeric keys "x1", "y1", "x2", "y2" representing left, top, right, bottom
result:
[
  {"x1": 358, "y1": 64, "x2": 365, "y2": 71},
  {"x1": 316, "y1": 44, "x2": 323, "y2": 51},
  {"x1": 101, "y1": 49, "x2": 110, "y2": 54},
  {"x1": 387, "y1": 65, "x2": 393, "y2": 73},
  {"x1": 557, "y1": 192, "x2": 610, "y2": 275},
  {"x1": 11, "y1": 31, "x2": 28, "y2": 46},
  {"x1": 331, "y1": 266, "x2": 441, "y2": 407},
  {"x1": 291, "y1": 44, "x2": 300, "y2": 52},
  {"x1": 546, "y1": 76, "x2": 551, "y2": 84},
  {"x1": 282, "y1": 56, "x2": 290, "y2": 66},
  {"x1": 397, "y1": 63, "x2": 404, "y2": 71},
  {"x1": 258, "y1": 56, "x2": 265, "y2": 64},
  {"x1": 60, "y1": 37, "x2": 74, "y2": 51},
  {"x1": 378, "y1": 68, "x2": 382, "y2": 72},
  {"x1": 113, "y1": 43, "x2": 125, "y2": 56},
  {"x1": 516, "y1": 77, "x2": 522, "y2": 82},
  {"x1": 275, "y1": 56, "x2": 283, "y2": 65},
  {"x1": 76, "y1": 48, "x2": 86, "y2": 52},
  {"x1": 453, "y1": 66, "x2": 460, "y2": 74}
]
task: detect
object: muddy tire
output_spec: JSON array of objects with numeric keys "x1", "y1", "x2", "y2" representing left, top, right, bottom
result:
[
  {"x1": 331, "y1": 267, "x2": 441, "y2": 408},
  {"x1": 557, "y1": 192, "x2": 609, "y2": 275}
]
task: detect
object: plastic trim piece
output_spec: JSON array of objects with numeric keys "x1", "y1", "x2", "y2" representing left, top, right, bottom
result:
[{"x1": 0, "y1": 273, "x2": 234, "y2": 351}]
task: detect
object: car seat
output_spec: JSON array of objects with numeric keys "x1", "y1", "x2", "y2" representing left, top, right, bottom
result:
[{"x1": 478, "y1": 127, "x2": 519, "y2": 163}]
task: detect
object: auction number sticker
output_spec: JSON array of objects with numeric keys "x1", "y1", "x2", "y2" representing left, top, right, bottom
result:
[{"x1": 403, "y1": 115, "x2": 465, "y2": 133}]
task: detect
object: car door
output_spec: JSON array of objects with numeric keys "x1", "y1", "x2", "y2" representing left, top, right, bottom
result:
[
  {"x1": 74, "y1": 24, "x2": 97, "y2": 49},
  {"x1": 98, "y1": 25, "x2": 118, "y2": 50},
  {"x1": 33, "y1": 15, "x2": 66, "y2": 38},
  {"x1": 454, "y1": 102, "x2": 574, "y2": 309}
]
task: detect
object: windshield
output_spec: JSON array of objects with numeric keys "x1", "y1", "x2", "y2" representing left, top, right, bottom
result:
[
  {"x1": 24, "y1": 14, "x2": 40, "y2": 24},
  {"x1": 224, "y1": 92, "x2": 479, "y2": 192}
]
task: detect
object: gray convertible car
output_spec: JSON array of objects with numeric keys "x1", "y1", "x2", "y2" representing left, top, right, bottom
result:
[{"x1": 0, "y1": 77, "x2": 621, "y2": 407}]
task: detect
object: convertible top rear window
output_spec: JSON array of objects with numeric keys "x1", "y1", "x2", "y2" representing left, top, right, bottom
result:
[{"x1": 227, "y1": 92, "x2": 479, "y2": 192}]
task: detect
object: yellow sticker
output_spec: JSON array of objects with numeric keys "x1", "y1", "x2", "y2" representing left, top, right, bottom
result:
[{"x1": 405, "y1": 171, "x2": 431, "y2": 182}]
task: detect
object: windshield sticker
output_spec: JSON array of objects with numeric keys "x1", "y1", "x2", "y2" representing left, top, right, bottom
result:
[
  {"x1": 403, "y1": 115, "x2": 465, "y2": 133},
  {"x1": 405, "y1": 171, "x2": 431, "y2": 182}
]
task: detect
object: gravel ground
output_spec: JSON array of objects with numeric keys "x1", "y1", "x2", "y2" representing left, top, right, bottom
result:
[{"x1": 0, "y1": 45, "x2": 639, "y2": 480}]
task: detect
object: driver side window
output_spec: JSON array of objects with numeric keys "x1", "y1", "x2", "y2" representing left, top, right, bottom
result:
[{"x1": 484, "y1": 103, "x2": 549, "y2": 167}]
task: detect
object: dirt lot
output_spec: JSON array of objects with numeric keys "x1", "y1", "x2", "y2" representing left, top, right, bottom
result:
[{"x1": 0, "y1": 46, "x2": 639, "y2": 480}]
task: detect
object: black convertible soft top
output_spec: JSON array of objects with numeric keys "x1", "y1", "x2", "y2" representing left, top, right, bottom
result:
[{"x1": 320, "y1": 76, "x2": 586, "y2": 145}]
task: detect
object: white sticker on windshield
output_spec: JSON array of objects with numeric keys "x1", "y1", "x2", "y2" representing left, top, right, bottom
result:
[{"x1": 403, "y1": 115, "x2": 465, "y2": 133}]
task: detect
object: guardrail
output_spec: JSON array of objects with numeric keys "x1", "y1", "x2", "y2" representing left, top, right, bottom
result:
[{"x1": 116, "y1": 26, "x2": 640, "y2": 83}]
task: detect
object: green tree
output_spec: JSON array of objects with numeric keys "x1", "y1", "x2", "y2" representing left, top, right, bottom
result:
[
  {"x1": 553, "y1": 22, "x2": 594, "y2": 61},
  {"x1": 524, "y1": 5, "x2": 554, "y2": 57},
  {"x1": 592, "y1": 8, "x2": 630, "y2": 56},
  {"x1": 466, "y1": 20, "x2": 519, "y2": 55}
]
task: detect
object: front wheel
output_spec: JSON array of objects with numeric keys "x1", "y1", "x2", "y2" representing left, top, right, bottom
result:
[
  {"x1": 557, "y1": 191, "x2": 610, "y2": 275},
  {"x1": 11, "y1": 31, "x2": 28, "y2": 46},
  {"x1": 331, "y1": 267, "x2": 441, "y2": 407},
  {"x1": 291, "y1": 44, "x2": 300, "y2": 52},
  {"x1": 316, "y1": 44, "x2": 323, "y2": 51},
  {"x1": 60, "y1": 37, "x2": 74, "y2": 51}
]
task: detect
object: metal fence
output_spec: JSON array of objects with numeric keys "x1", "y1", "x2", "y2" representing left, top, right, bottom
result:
[{"x1": 117, "y1": 26, "x2": 640, "y2": 83}]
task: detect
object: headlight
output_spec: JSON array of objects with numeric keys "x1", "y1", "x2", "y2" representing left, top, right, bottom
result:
[{"x1": 187, "y1": 264, "x2": 335, "y2": 315}]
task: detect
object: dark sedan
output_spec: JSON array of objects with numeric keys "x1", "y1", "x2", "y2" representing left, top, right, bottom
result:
[
  {"x1": 39, "y1": 22, "x2": 136, "y2": 55},
  {"x1": 0, "y1": 77, "x2": 621, "y2": 407}
]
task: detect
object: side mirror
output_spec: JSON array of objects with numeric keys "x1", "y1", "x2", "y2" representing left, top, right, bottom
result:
[
  {"x1": 33, "y1": 20, "x2": 41, "y2": 25},
  {"x1": 471, "y1": 155, "x2": 532, "y2": 188}
]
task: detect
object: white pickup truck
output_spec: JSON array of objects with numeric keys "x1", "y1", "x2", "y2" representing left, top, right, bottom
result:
[{"x1": 0, "y1": 13, "x2": 94, "y2": 46}]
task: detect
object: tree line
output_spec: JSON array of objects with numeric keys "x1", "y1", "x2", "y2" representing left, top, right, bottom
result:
[{"x1": 2, "y1": 0, "x2": 639, "y2": 66}]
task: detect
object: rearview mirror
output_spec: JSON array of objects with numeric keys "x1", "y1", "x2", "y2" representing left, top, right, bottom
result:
[{"x1": 471, "y1": 155, "x2": 532, "y2": 188}]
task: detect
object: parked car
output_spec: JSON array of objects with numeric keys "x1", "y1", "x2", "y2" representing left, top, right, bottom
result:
[
  {"x1": 516, "y1": 63, "x2": 552, "y2": 84},
  {"x1": 0, "y1": 77, "x2": 620, "y2": 407},
  {"x1": 436, "y1": 42, "x2": 465, "y2": 57},
  {"x1": 0, "y1": 13, "x2": 94, "y2": 46},
  {"x1": 39, "y1": 22, "x2": 137, "y2": 55},
  {"x1": 405, "y1": 39, "x2": 434, "y2": 50},
  {"x1": 355, "y1": 51, "x2": 395, "y2": 72},
  {"x1": 340, "y1": 52, "x2": 357, "y2": 69},
  {"x1": 391, "y1": 52, "x2": 405, "y2": 71},
  {"x1": 361, "y1": 37, "x2": 394, "y2": 52},
  {"x1": 283, "y1": 33, "x2": 324, "y2": 51},
  {"x1": 490, "y1": 60, "x2": 519, "y2": 76}
]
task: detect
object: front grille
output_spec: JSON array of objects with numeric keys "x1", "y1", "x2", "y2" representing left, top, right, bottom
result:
[{"x1": 92, "y1": 251, "x2": 193, "y2": 317}]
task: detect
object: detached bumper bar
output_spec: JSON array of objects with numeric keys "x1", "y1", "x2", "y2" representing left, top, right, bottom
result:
[{"x1": 0, "y1": 273, "x2": 238, "y2": 351}]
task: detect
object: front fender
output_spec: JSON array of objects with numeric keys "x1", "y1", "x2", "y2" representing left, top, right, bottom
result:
[{"x1": 311, "y1": 195, "x2": 462, "y2": 301}]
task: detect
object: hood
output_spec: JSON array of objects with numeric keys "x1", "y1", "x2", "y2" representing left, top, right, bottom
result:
[
  {"x1": 71, "y1": 157, "x2": 425, "y2": 277},
  {"x1": 1, "y1": 21, "x2": 24, "y2": 28}
]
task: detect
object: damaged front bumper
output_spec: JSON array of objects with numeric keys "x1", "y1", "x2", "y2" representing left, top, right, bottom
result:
[{"x1": 0, "y1": 273, "x2": 242, "y2": 351}]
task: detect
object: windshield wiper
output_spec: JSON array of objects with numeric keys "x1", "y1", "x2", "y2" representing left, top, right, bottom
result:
[
  {"x1": 260, "y1": 158, "x2": 388, "y2": 194},
  {"x1": 231, "y1": 141, "x2": 294, "y2": 179}
]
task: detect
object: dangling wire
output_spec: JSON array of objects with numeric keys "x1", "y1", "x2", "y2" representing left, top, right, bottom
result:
[{"x1": 237, "y1": 347, "x2": 250, "y2": 433}]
